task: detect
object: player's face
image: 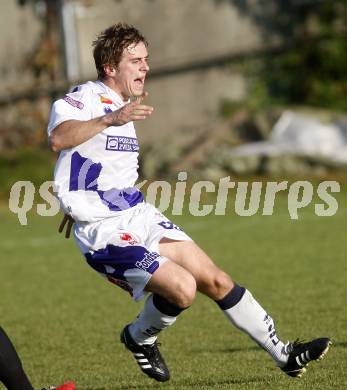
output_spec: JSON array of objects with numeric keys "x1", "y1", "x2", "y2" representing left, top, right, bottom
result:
[{"x1": 113, "y1": 41, "x2": 149, "y2": 100}]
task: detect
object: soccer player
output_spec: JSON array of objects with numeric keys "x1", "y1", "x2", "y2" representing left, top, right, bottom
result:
[
  {"x1": 0, "y1": 326, "x2": 75, "y2": 390},
  {"x1": 48, "y1": 23, "x2": 331, "y2": 382}
]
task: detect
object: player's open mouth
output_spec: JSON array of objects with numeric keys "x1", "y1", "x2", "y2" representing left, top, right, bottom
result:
[{"x1": 134, "y1": 77, "x2": 145, "y2": 89}]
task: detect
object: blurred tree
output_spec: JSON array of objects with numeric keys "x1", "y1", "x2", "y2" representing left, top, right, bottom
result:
[
  {"x1": 218, "y1": 0, "x2": 347, "y2": 111},
  {"x1": 18, "y1": 0, "x2": 65, "y2": 82}
]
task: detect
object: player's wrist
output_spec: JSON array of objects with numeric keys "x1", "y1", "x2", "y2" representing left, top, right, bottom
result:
[
  {"x1": 101, "y1": 112, "x2": 115, "y2": 127},
  {"x1": 102, "y1": 109, "x2": 124, "y2": 127}
]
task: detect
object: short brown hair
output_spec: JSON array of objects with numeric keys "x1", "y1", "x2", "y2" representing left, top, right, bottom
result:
[{"x1": 92, "y1": 23, "x2": 148, "y2": 79}]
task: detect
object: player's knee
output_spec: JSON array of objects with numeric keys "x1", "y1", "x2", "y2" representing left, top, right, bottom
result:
[
  {"x1": 213, "y1": 271, "x2": 234, "y2": 299},
  {"x1": 173, "y1": 272, "x2": 196, "y2": 308},
  {"x1": 205, "y1": 270, "x2": 234, "y2": 300}
]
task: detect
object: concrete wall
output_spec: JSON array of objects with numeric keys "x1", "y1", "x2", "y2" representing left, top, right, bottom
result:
[
  {"x1": 68, "y1": 0, "x2": 280, "y2": 143},
  {"x1": 0, "y1": 0, "x2": 281, "y2": 145},
  {"x1": 0, "y1": 0, "x2": 42, "y2": 92},
  {"x1": 73, "y1": 0, "x2": 273, "y2": 78}
]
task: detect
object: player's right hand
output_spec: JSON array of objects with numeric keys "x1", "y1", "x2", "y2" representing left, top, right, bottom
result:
[
  {"x1": 106, "y1": 92, "x2": 153, "y2": 126},
  {"x1": 58, "y1": 214, "x2": 75, "y2": 239}
]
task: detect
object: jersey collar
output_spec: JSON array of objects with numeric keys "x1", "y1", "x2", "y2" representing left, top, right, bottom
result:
[{"x1": 95, "y1": 80, "x2": 130, "y2": 107}]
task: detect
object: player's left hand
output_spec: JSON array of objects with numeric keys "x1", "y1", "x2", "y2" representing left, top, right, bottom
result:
[
  {"x1": 58, "y1": 214, "x2": 75, "y2": 239},
  {"x1": 105, "y1": 91, "x2": 153, "y2": 126}
]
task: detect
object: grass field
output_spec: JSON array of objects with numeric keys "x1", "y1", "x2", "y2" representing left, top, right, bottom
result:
[{"x1": 0, "y1": 184, "x2": 346, "y2": 389}]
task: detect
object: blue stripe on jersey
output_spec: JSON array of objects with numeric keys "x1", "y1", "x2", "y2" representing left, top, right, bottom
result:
[
  {"x1": 69, "y1": 151, "x2": 143, "y2": 211},
  {"x1": 69, "y1": 151, "x2": 101, "y2": 191},
  {"x1": 100, "y1": 188, "x2": 144, "y2": 211}
]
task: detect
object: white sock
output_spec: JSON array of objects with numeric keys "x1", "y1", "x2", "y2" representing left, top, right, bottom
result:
[
  {"x1": 221, "y1": 289, "x2": 288, "y2": 367},
  {"x1": 128, "y1": 294, "x2": 178, "y2": 345}
]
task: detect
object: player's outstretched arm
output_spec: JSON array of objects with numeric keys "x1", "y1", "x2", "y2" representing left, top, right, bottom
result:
[{"x1": 49, "y1": 95, "x2": 153, "y2": 152}]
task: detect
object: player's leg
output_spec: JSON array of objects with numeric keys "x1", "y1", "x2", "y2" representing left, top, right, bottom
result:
[
  {"x1": 84, "y1": 239, "x2": 196, "y2": 382},
  {"x1": 159, "y1": 239, "x2": 331, "y2": 376},
  {"x1": 145, "y1": 208, "x2": 289, "y2": 366},
  {"x1": 0, "y1": 326, "x2": 34, "y2": 390},
  {"x1": 159, "y1": 238, "x2": 233, "y2": 299},
  {"x1": 120, "y1": 259, "x2": 196, "y2": 382},
  {"x1": 158, "y1": 239, "x2": 290, "y2": 367},
  {"x1": 128, "y1": 259, "x2": 196, "y2": 345}
]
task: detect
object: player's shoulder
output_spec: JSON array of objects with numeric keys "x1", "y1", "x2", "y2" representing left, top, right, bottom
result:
[
  {"x1": 55, "y1": 81, "x2": 103, "y2": 110},
  {"x1": 68, "y1": 80, "x2": 104, "y2": 95},
  {"x1": 65, "y1": 81, "x2": 102, "y2": 100}
]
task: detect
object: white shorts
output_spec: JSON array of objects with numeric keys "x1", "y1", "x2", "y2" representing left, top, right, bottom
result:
[{"x1": 74, "y1": 202, "x2": 191, "y2": 301}]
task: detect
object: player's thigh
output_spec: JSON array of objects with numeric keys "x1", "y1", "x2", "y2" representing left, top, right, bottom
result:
[
  {"x1": 146, "y1": 259, "x2": 196, "y2": 308},
  {"x1": 158, "y1": 239, "x2": 234, "y2": 298}
]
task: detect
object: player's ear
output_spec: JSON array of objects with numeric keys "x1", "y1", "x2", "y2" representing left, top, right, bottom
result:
[{"x1": 104, "y1": 64, "x2": 117, "y2": 76}]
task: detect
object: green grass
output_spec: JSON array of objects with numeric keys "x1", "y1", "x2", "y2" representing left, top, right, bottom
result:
[{"x1": 0, "y1": 185, "x2": 346, "y2": 389}]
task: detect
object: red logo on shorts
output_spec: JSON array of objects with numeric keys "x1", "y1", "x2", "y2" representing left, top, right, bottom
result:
[{"x1": 120, "y1": 232, "x2": 139, "y2": 245}]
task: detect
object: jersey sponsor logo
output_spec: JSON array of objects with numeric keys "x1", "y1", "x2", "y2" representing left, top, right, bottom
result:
[
  {"x1": 99, "y1": 94, "x2": 113, "y2": 104},
  {"x1": 135, "y1": 252, "x2": 160, "y2": 271},
  {"x1": 106, "y1": 135, "x2": 139, "y2": 152},
  {"x1": 63, "y1": 95, "x2": 84, "y2": 110}
]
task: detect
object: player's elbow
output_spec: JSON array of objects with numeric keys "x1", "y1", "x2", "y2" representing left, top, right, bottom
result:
[{"x1": 49, "y1": 132, "x2": 64, "y2": 153}]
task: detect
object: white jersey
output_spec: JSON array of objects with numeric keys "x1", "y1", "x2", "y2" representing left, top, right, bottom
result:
[
  {"x1": 47, "y1": 80, "x2": 143, "y2": 222},
  {"x1": 48, "y1": 81, "x2": 192, "y2": 302}
]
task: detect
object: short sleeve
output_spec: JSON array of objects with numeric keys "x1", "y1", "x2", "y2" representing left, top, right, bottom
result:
[{"x1": 47, "y1": 87, "x2": 93, "y2": 135}]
